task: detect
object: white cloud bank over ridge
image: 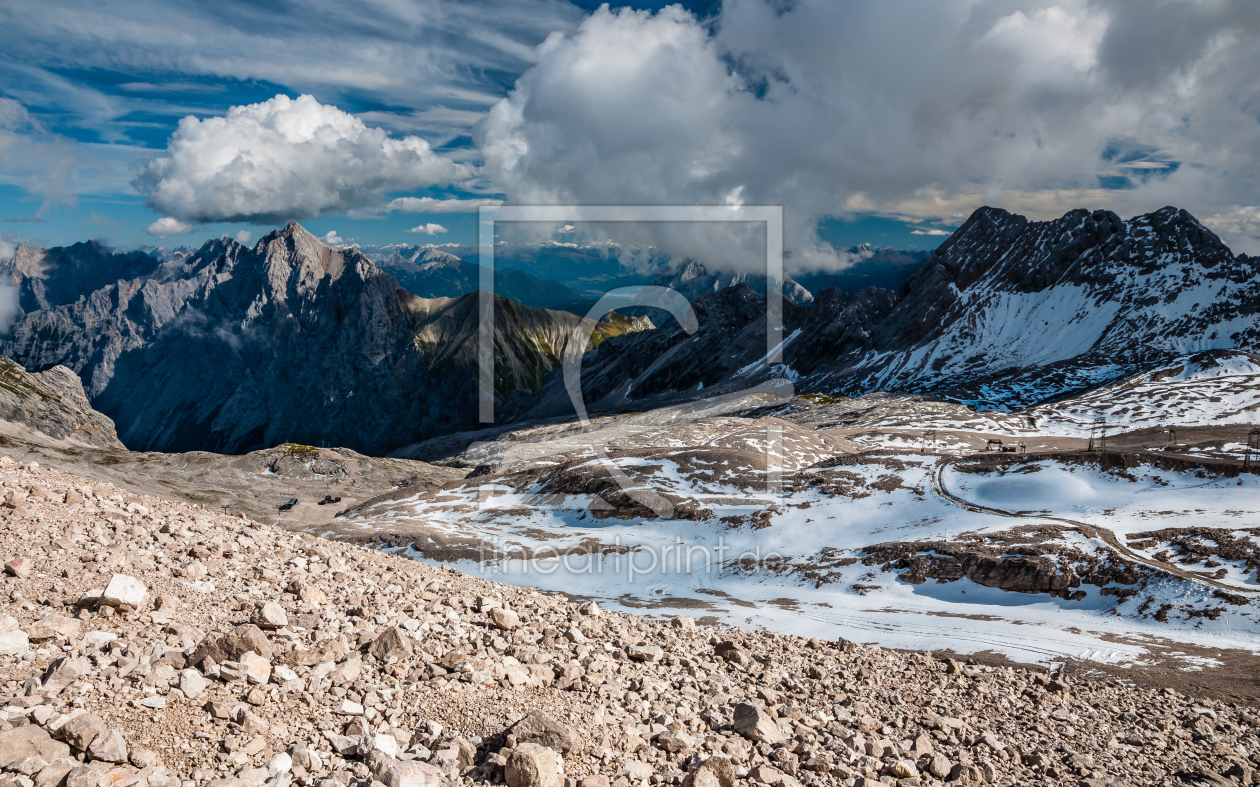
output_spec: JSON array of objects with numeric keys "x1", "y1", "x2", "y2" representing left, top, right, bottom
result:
[
  {"x1": 478, "y1": 0, "x2": 1260, "y2": 262},
  {"x1": 135, "y1": 95, "x2": 470, "y2": 224}
]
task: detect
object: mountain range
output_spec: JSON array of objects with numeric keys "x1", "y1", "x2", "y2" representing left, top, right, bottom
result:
[
  {"x1": 0, "y1": 204, "x2": 1254, "y2": 453},
  {"x1": 0, "y1": 223, "x2": 640, "y2": 454},
  {"x1": 514, "y1": 206, "x2": 1260, "y2": 418}
]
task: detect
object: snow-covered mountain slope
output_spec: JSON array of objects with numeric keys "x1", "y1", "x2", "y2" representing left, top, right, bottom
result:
[
  {"x1": 819, "y1": 206, "x2": 1260, "y2": 405},
  {"x1": 332, "y1": 413, "x2": 1260, "y2": 668},
  {"x1": 1026, "y1": 350, "x2": 1260, "y2": 436}
]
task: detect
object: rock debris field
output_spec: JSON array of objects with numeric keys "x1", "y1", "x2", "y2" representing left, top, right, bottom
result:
[{"x1": 0, "y1": 459, "x2": 1257, "y2": 787}]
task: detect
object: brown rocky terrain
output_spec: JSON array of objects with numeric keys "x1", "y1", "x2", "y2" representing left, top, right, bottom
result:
[{"x1": 2, "y1": 459, "x2": 1258, "y2": 787}]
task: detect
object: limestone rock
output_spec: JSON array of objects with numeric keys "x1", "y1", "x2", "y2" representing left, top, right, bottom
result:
[
  {"x1": 86, "y1": 729, "x2": 128, "y2": 764},
  {"x1": 682, "y1": 756, "x2": 734, "y2": 787},
  {"x1": 0, "y1": 629, "x2": 29, "y2": 656},
  {"x1": 367, "y1": 626, "x2": 413, "y2": 661},
  {"x1": 505, "y1": 743, "x2": 564, "y2": 787},
  {"x1": 374, "y1": 759, "x2": 443, "y2": 787},
  {"x1": 626, "y1": 643, "x2": 664, "y2": 663},
  {"x1": 4, "y1": 557, "x2": 33, "y2": 579},
  {"x1": 99, "y1": 574, "x2": 147, "y2": 610},
  {"x1": 41, "y1": 657, "x2": 89, "y2": 694},
  {"x1": 731, "y1": 704, "x2": 782, "y2": 744},
  {"x1": 26, "y1": 616, "x2": 80, "y2": 643},
  {"x1": 489, "y1": 607, "x2": 521, "y2": 631},
  {"x1": 510, "y1": 712, "x2": 582, "y2": 754},
  {"x1": 58, "y1": 713, "x2": 106, "y2": 751},
  {"x1": 190, "y1": 624, "x2": 273, "y2": 666},
  {"x1": 239, "y1": 651, "x2": 272, "y2": 685},
  {"x1": 179, "y1": 669, "x2": 210, "y2": 700},
  {"x1": 0, "y1": 727, "x2": 71, "y2": 769},
  {"x1": 250, "y1": 602, "x2": 288, "y2": 629}
]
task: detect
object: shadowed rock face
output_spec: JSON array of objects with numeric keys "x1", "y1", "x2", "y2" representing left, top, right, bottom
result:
[
  {"x1": 0, "y1": 223, "x2": 637, "y2": 455},
  {"x1": 4, "y1": 240, "x2": 160, "y2": 314}
]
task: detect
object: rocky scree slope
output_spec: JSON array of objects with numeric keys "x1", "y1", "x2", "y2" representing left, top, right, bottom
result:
[
  {"x1": 519, "y1": 206, "x2": 1260, "y2": 418},
  {"x1": 0, "y1": 224, "x2": 634, "y2": 455},
  {"x1": 1, "y1": 460, "x2": 1258, "y2": 787}
]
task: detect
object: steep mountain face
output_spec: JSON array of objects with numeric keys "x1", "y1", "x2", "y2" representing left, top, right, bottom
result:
[
  {"x1": 831, "y1": 206, "x2": 1260, "y2": 405},
  {"x1": 520, "y1": 283, "x2": 802, "y2": 419},
  {"x1": 6, "y1": 241, "x2": 160, "y2": 313},
  {"x1": 0, "y1": 224, "x2": 633, "y2": 454},
  {"x1": 650, "y1": 260, "x2": 814, "y2": 307},
  {"x1": 519, "y1": 206, "x2": 1260, "y2": 417}
]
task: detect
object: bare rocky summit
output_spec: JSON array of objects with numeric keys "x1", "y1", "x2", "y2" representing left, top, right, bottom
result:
[{"x1": 0, "y1": 460, "x2": 1256, "y2": 787}]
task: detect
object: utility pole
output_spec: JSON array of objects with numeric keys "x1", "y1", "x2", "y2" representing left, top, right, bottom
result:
[{"x1": 1088, "y1": 417, "x2": 1106, "y2": 452}]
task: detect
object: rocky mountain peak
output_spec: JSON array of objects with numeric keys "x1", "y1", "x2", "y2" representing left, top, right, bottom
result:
[{"x1": 3, "y1": 240, "x2": 159, "y2": 314}]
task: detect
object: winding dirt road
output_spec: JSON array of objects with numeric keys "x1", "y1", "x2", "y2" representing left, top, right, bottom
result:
[{"x1": 930, "y1": 455, "x2": 1259, "y2": 594}]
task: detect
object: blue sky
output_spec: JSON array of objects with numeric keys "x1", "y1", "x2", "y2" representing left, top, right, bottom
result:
[{"x1": 2, "y1": 0, "x2": 1258, "y2": 265}]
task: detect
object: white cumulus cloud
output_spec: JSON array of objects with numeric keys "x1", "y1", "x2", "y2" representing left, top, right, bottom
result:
[
  {"x1": 135, "y1": 94, "x2": 470, "y2": 224},
  {"x1": 322, "y1": 230, "x2": 348, "y2": 246},
  {"x1": 234, "y1": 230, "x2": 253, "y2": 244},
  {"x1": 477, "y1": 1, "x2": 1260, "y2": 267},
  {"x1": 406, "y1": 223, "x2": 448, "y2": 235},
  {"x1": 145, "y1": 217, "x2": 194, "y2": 237}
]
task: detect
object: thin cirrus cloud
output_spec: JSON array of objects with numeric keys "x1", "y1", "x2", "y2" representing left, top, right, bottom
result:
[{"x1": 0, "y1": 0, "x2": 583, "y2": 144}]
